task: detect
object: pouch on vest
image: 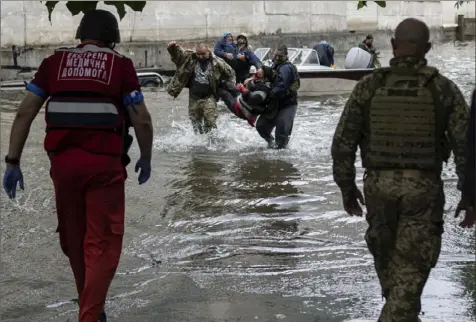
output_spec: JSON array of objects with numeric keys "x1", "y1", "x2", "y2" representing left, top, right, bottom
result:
[
  {"x1": 364, "y1": 66, "x2": 447, "y2": 171},
  {"x1": 284, "y1": 62, "x2": 301, "y2": 97}
]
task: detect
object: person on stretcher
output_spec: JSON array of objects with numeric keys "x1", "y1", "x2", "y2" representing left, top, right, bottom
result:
[{"x1": 218, "y1": 66, "x2": 274, "y2": 127}]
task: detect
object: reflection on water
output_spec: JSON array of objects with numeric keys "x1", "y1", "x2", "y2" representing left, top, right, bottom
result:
[
  {"x1": 161, "y1": 153, "x2": 226, "y2": 218},
  {"x1": 0, "y1": 41, "x2": 475, "y2": 322},
  {"x1": 234, "y1": 157, "x2": 302, "y2": 213}
]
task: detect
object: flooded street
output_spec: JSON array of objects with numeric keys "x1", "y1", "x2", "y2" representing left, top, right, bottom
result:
[{"x1": 1, "y1": 41, "x2": 475, "y2": 322}]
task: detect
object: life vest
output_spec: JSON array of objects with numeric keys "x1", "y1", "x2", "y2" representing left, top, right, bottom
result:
[
  {"x1": 43, "y1": 44, "x2": 127, "y2": 156},
  {"x1": 285, "y1": 62, "x2": 301, "y2": 97},
  {"x1": 363, "y1": 66, "x2": 449, "y2": 172},
  {"x1": 264, "y1": 62, "x2": 300, "y2": 110}
]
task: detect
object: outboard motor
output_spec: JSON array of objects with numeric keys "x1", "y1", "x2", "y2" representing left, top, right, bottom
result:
[{"x1": 344, "y1": 47, "x2": 373, "y2": 69}]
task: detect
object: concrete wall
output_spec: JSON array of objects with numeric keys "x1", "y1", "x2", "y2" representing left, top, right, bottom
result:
[
  {"x1": 1, "y1": 1, "x2": 474, "y2": 74},
  {"x1": 442, "y1": 0, "x2": 476, "y2": 24},
  {"x1": 1, "y1": 1, "x2": 475, "y2": 47}
]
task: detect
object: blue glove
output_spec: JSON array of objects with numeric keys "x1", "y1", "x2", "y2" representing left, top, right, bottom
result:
[
  {"x1": 3, "y1": 166, "x2": 24, "y2": 199},
  {"x1": 134, "y1": 158, "x2": 151, "y2": 185}
]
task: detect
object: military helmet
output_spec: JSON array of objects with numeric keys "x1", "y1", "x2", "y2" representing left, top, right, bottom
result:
[{"x1": 75, "y1": 9, "x2": 121, "y2": 44}]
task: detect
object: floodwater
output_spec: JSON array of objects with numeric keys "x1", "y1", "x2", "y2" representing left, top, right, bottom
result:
[{"x1": 1, "y1": 41, "x2": 475, "y2": 322}]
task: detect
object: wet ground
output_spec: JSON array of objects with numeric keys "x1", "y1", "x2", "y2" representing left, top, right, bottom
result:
[{"x1": 1, "y1": 41, "x2": 475, "y2": 322}]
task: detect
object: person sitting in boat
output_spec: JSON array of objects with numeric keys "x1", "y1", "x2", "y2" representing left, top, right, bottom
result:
[
  {"x1": 359, "y1": 34, "x2": 377, "y2": 54},
  {"x1": 214, "y1": 32, "x2": 238, "y2": 69},
  {"x1": 358, "y1": 34, "x2": 381, "y2": 68},
  {"x1": 217, "y1": 66, "x2": 274, "y2": 127},
  {"x1": 235, "y1": 33, "x2": 262, "y2": 83},
  {"x1": 313, "y1": 40, "x2": 335, "y2": 67}
]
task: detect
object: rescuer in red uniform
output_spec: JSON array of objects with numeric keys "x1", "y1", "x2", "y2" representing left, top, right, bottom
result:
[{"x1": 2, "y1": 10, "x2": 154, "y2": 322}]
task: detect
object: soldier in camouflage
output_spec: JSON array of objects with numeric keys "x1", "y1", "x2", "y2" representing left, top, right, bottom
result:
[
  {"x1": 459, "y1": 89, "x2": 475, "y2": 226},
  {"x1": 331, "y1": 18, "x2": 472, "y2": 322},
  {"x1": 166, "y1": 42, "x2": 236, "y2": 134}
]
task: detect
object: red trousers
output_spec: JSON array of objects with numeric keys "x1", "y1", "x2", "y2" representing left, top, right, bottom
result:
[{"x1": 49, "y1": 148, "x2": 126, "y2": 322}]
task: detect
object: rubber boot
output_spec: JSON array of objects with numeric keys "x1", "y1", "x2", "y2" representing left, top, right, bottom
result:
[
  {"x1": 265, "y1": 136, "x2": 275, "y2": 149},
  {"x1": 99, "y1": 312, "x2": 107, "y2": 322}
]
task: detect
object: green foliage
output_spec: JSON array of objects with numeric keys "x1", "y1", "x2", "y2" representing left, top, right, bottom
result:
[
  {"x1": 42, "y1": 1, "x2": 146, "y2": 22},
  {"x1": 454, "y1": 1, "x2": 470, "y2": 9},
  {"x1": 357, "y1": 1, "x2": 386, "y2": 9},
  {"x1": 41, "y1": 1, "x2": 474, "y2": 22},
  {"x1": 357, "y1": 1, "x2": 472, "y2": 10}
]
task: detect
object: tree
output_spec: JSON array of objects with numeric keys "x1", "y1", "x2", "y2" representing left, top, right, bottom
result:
[
  {"x1": 43, "y1": 1, "x2": 146, "y2": 22},
  {"x1": 356, "y1": 1, "x2": 470, "y2": 10},
  {"x1": 357, "y1": 1, "x2": 386, "y2": 9},
  {"x1": 42, "y1": 1, "x2": 471, "y2": 22}
]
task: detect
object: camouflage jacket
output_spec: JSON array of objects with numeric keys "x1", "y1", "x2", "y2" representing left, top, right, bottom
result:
[
  {"x1": 331, "y1": 56, "x2": 469, "y2": 195},
  {"x1": 165, "y1": 45, "x2": 236, "y2": 98},
  {"x1": 358, "y1": 42, "x2": 376, "y2": 55}
]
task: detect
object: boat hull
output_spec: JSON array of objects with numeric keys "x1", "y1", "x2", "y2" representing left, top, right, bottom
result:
[
  {"x1": 1, "y1": 68, "x2": 372, "y2": 98},
  {"x1": 298, "y1": 77, "x2": 357, "y2": 97}
]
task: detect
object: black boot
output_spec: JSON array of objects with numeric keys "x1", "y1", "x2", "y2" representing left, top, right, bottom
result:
[
  {"x1": 75, "y1": 298, "x2": 107, "y2": 322},
  {"x1": 99, "y1": 311, "x2": 107, "y2": 322},
  {"x1": 267, "y1": 140, "x2": 276, "y2": 149}
]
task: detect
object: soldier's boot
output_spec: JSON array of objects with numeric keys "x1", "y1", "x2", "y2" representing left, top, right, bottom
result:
[
  {"x1": 203, "y1": 123, "x2": 217, "y2": 134},
  {"x1": 203, "y1": 113, "x2": 218, "y2": 134},
  {"x1": 191, "y1": 119, "x2": 204, "y2": 134}
]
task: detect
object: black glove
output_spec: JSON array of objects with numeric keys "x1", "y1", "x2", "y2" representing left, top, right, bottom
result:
[
  {"x1": 341, "y1": 185, "x2": 365, "y2": 216},
  {"x1": 122, "y1": 133, "x2": 133, "y2": 167}
]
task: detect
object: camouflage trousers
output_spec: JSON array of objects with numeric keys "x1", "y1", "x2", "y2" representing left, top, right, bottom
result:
[
  {"x1": 188, "y1": 96, "x2": 218, "y2": 134},
  {"x1": 363, "y1": 170, "x2": 445, "y2": 322}
]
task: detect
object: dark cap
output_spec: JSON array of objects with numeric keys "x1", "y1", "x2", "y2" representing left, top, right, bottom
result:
[{"x1": 366, "y1": 34, "x2": 374, "y2": 40}]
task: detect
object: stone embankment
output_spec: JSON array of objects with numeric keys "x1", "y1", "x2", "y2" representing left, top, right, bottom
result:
[{"x1": 1, "y1": 1, "x2": 474, "y2": 80}]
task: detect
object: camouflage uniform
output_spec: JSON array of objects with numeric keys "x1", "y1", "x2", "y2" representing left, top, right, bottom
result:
[
  {"x1": 331, "y1": 56, "x2": 469, "y2": 322},
  {"x1": 188, "y1": 96, "x2": 218, "y2": 134},
  {"x1": 463, "y1": 90, "x2": 475, "y2": 207},
  {"x1": 166, "y1": 45, "x2": 236, "y2": 133}
]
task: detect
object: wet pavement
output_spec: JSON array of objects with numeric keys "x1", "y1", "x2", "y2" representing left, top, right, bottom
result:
[{"x1": 1, "y1": 41, "x2": 475, "y2": 322}]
